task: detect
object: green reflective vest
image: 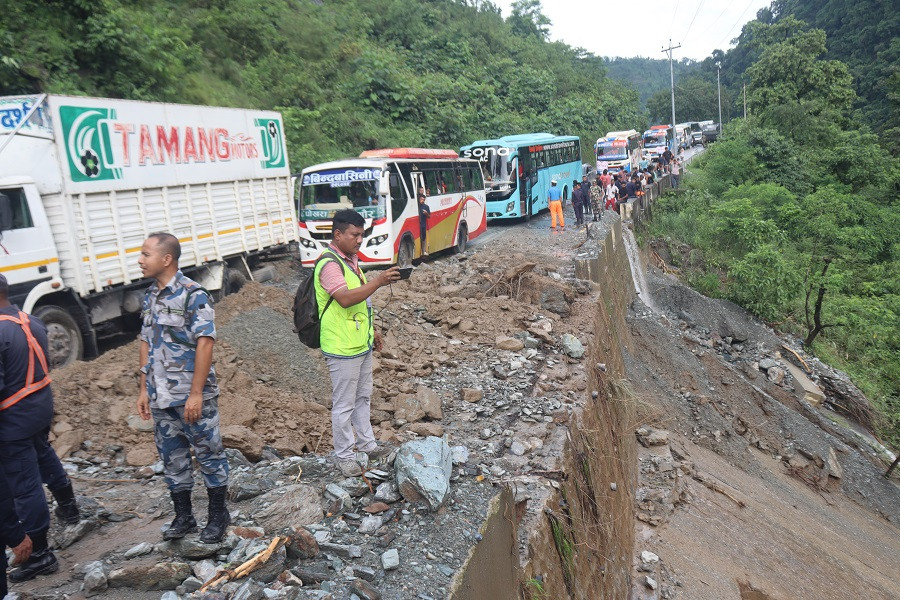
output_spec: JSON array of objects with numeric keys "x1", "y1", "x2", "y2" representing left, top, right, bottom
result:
[{"x1": 313, "y1": 251, "x2": 372, "y2": 358}]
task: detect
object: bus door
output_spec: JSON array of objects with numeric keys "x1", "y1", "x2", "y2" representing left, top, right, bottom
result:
[{"x1": 518, "y1": 150, "x2": 531, "y2": 216}]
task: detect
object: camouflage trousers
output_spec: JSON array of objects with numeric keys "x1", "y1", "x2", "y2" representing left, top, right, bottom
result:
[{"x1": 151, "y1": 396, "x2": 229, "y2": 492}]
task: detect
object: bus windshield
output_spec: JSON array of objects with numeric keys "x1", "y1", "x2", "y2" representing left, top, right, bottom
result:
[
  {"x1": 597, "y1": 144, "x2": 627, "y2": 160},
  {"x1": 299, "y1": 167, "x2": 386, "y2": 221},
  {"x1": 477, "y1": 147, "x2": 515, "y2": 184},
  {"x1": 643, "y1": 133, "x2": 667, "y2": 148}
]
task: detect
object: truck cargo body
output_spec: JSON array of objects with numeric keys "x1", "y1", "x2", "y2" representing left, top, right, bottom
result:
[{"x1": 0, "y1": 94, "x2": 296, "y2": 367}]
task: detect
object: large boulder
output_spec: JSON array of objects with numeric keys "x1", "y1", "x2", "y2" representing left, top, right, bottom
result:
[
  {"x1": 107, "y1": 561, "x2": 191, "y2": 591},
  {"x1": 251, "y1": 484, "x2": 323, "y2": 531},
  {"x1": 395, "y1": 436, "x2": 452, "y2": 511},
  {"x1": 220, "y1": 425, "x2": 264, "y2": 462}
]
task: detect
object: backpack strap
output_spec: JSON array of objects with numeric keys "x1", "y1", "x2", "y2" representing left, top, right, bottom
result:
[{"x1": 315, "y1": 251, "x2": 343, "y2": 318}]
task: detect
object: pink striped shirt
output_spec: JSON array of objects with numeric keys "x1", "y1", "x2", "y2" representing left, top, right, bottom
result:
[{"x1": 319, "y1": 244, "x2": 362, "y2": 295}]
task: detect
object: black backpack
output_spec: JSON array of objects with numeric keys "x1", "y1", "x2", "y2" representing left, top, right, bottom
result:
[{"x1": 292, "y1": 252, "x2": 340, "y2": 348}]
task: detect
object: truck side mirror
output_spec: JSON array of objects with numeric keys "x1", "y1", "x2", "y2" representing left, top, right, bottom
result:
[{"x1": 0, "y1": 193, "x2": 13, "y2": 232}]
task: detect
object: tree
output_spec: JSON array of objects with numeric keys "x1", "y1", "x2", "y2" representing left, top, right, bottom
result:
[
  {"x1": 746, "y1": 28, "x2": 856, "y2": 119},
  {"x1": 507, "y1": 0, "x2": 551, "y2": 39}
]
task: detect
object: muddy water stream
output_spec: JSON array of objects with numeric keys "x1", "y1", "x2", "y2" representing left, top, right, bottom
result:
[{"x1": 622, "y1": 225, "x2": 658, "y2": 312}]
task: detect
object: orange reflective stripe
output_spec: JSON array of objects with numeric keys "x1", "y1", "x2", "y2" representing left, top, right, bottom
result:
[{"x1": 0, "y1": 311, "x2": 52, "y2": 411}]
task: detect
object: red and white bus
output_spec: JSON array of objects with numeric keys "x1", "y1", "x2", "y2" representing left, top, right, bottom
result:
[{"x1": 295, "y1": 148, "x2": 487, "y2": 268}]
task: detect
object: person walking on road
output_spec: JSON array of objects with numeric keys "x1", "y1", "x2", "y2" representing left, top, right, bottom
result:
[
  {"x1": 671, "y1": 159, "x2": 681, "y2": 188},
  {"x1": 548, "y1": 180, "x2": 564, "y2": 231},
  {"x1": 314, "y1": 210, "x2": 401, "y2": 477},
  {"x1": 571, "y1": 181, "x2": 585, "y2": 226},
  {"x1": 0, "y1": 273, "x2": 79, "y2": 584},
  {"x1": 590, "y1": 176, "x2": 604, "y2": 221},
  {"x1": 137, "y1": 233, "x2": 231, "y2": 544},
  {"x1": 1, "y1": 468, "x2": 32, "y2": 597}
]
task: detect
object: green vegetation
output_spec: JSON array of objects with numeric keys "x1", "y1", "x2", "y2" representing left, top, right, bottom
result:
[
  {"x1": 648, "y1": 18, "x2": 899, "y2": 448},
  {"x1": 603, "y1": 56, "x2": 696, "y2": 110},
  {"x1": 0, "y1": 0, "x2": 643, "y2": 169},
  {"x1": 524, "y1": 577, "x2": 548, "y2": 600}
]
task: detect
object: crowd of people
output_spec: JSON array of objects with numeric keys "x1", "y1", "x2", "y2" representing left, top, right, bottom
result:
[{"x1": 564, "y1": 147, "x2": 682, "y2": 228}]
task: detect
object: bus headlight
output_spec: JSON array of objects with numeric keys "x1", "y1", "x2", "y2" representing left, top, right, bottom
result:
[
  {"x1": 299, "y1": 238, "x2": 317, "y2": 249},
  {"x1": 367, "y1": 234, "x2": 389, "y2": 247},
  {"x1": 506, "y1": 201, "x2": 515, "y2": 213}
]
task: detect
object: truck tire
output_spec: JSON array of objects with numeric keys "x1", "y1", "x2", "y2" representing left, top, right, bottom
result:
[
  {"x1": 251, "y1": 265, "x2": 276, "y2": 283},
  {"x1": 397, "y1": 237, "x2": 414, "y2": 268},
  {"x1": 34, "y1": 305, "x2": 83, "y2": 369},
  {"x1": 224, "y1": 268, "x2": 247, "y2": 295},
  {"x1": 453, "y1": 224, "x2": 468, "y2": 254}
]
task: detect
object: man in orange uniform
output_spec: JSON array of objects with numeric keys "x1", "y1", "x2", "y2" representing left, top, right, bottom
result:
[{"x1": 548, "y1": 179, "x2": 564, "y2": 231}]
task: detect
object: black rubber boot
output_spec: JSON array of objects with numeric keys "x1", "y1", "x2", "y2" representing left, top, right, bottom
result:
[
  {"x1": 8, "y1": 529, "x2": 58, "y2": 583},
  {"x1": 162, "y1": 490, "x2": 197, "y2": 540},
  {"x1": 199, "y1": 486, "x2": 230, "y2": 544},
  {"x1": 51, "y1": 482, "x2": 80, "y2": 525}
]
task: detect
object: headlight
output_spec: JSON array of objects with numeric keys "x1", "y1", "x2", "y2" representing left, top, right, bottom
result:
[
  {"x1": 506, "y1": 201, "x2": 515, "y2": 213},
  {"x1": 367, "y1": 234, "x2": 389, "y2": 247},
  {"x1": 299, "y1": 238, "x2": 317, "y2": 249}
]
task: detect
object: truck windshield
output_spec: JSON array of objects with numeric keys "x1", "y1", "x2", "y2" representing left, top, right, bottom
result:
[{"x1": 299, "y1": 168, "x2": 385, "y2": 221}]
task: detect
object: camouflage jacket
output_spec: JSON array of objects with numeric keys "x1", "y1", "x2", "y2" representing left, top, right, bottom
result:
[
  {"x1": 590, "y1": 183, "x2": 603, "y2": 203},
  {"x1": 140, "y1": 271, "x2": 218, "y2": 409}
]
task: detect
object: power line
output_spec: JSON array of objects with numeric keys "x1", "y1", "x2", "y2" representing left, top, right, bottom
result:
[
  {"x1": 682, "y1": 0, "x2": 706, "y2": 42},
  {"x1": 716, "y1": 0, "x2": 757, "y2": 49},
  {"x1": 670, "y1": 0, "x2": 681, "y2": 40}
]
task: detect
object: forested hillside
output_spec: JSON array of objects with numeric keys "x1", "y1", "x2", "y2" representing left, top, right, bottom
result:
[
  {"x1": 602, "y1": 56, "x2": 695, "y2": 109},
  {"x1": 647, "y1": 16, "x2": 899, "y2": 447},
  {"x1": 0, "y1": 0, "x2": 643, "y2": 168}
]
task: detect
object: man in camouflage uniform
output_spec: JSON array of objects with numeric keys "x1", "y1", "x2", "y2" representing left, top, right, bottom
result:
[
  {"x1": 590, "y1": 176, "x2": 604, "y2": 221},
  {"x1": 136, "y1": 233, "x2": 230, "y2": 543}
]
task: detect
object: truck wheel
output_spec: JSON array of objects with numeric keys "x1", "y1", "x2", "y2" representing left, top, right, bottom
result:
[
  {"x1": 224, "y1": 268, "x2": 247, "y2": 295},
  {"x1": 453, "y1": 224, "x2": 468, "y2": 254},
  {"x1": 34, "y1": 306, "x2": 83, "y2": 369},
  {"x1": 397, "y1": 237, "x2": 414, "y2": 268}
]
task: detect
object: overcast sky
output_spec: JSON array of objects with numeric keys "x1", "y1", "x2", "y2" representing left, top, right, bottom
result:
[{"x1": 492, "y1": 0, "x2": 773, "y2": 61}]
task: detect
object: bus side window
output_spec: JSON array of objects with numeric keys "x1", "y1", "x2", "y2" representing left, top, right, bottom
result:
[
  {"x1": 468, "y1": 164, "x2": 483, "y2": 190},
  {"x1": 424, "y1": 169, "x2": 439, "y2": 196},
  {"x1": 441, "y1": 166, "x2": 456, "y2": 193}
]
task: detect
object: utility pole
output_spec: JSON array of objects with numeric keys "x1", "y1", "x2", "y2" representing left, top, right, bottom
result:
[
  {"x1": 716, "y1": 62, "x2": 723, "y2": 126},
  {"x1": 662, "y1": 39, "x2": 681, "y2": 128},
  {"x1": 743, "y1": 81, "x2": 747, "y2": 119}
]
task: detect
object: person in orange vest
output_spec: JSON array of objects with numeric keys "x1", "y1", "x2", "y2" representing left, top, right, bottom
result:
[{"x1": 0, "y1": 273, "x2": 80, "y2": 583}]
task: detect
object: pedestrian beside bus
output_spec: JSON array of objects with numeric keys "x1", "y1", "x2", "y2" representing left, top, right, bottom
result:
[
  {"x1": 571, "y1": 181, "x2": 585, "y2": 226},
  {"x1": 548, "y1": 180, "x2": 565, "y2": 231},
  {"x1": 581, "y1": 174, "x2": 591, "y2": 217},
  {"x1": 590, "y1": 176, "x2": 604, "y2": 221},
  {"x1": 605, "y1": 178, "x2": 619, "y2": 211},
  {"x1": 0, "y1": 273, "x2": 79, "y2": 583},
  {"x1": 314, "y1": 210, "x2": 400, "y2": 477},
  {"x1": 136, "y1": 233, "x2": 230, "y2": 544}
]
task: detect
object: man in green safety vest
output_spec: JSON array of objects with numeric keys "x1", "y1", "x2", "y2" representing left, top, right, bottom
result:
[{"x1": 314, "y1": 209, "x2": 401, "y2": 476}]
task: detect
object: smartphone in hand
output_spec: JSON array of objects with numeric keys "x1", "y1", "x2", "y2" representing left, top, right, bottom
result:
[{"x1": 398, "y1": 267, "x2": 413, "y2": 280}]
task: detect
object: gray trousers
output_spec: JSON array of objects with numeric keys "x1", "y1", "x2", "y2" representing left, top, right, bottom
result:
[{"x1": 325, "y1": 351, "x2": 377, "y2": 461}]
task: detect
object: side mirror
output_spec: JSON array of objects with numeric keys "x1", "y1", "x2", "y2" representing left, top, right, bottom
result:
[{"x1": 0, "y1": 193, "x2": 13, "y2": 232}]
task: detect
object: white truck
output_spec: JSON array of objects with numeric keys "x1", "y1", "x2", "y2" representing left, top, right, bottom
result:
[{"x1": 0, "y1": 94, "x2": 297, "y2": 368}]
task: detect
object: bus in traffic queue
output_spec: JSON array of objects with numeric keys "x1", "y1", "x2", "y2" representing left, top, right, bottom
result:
[
  {"x1": 643, "y1": 125, "x2": 675, "y2": 158},
  {"x1": 595, "y1": 129, "x2": 641, "y2": 174},
  {"x1": 460, "y1": 133, "x2": 580, "y2": 221},
  {"x1": 295, "y1": 148, "x2": 487, "y2": 269}
]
